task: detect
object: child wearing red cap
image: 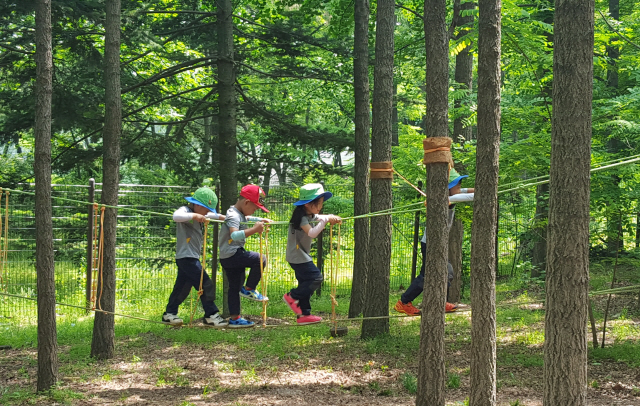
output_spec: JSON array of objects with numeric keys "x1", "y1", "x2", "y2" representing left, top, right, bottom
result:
[{"x1": 218, "y1": 184, "x2": 271, "y2": 328}]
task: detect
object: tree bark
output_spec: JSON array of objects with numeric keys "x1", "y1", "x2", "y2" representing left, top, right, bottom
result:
[
  {"x1": 447, "y1": 218, "x2": 464, "y2": 303},
  {"x1": 470, "y1": 0, "x2": 501, "y2": 402},
  {"x1": 531, "y1": 183, "x2": 549, "y2": 278},
  {"x1": 453, "y1": 1, "x2": 475, "y2": 142},
  {"x1": 543, "y1": 0, "x2": 593, "y2": 404},
  {"x1": 417, "y1": 0, "x2": 449, "y2": 402},
  {"x1": 349, "y1": 0, "x2": 371, "y2": 318},
  {"x1": 606, "y1": 0, "x2": 619, "y2": 90},
  {"x1": 35, "y1": 0, "x2": 58, "y2": 391},
  {"x1": 218, "y1": 0, "x2": 237, "y2": 317},
  {"x1": 361, "y1": 0, "x2": 394, "y2": 339},
  {"x1": 91, "y1": 0, "x2": 121, "y2": 360}
]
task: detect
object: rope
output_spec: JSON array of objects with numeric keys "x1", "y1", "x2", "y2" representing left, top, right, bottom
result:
[
  {"x1": 329, "y1": 224, "x2": 340, "y2": 332},
  {"x1": 393, "y1": 168, "x2": 426, "y2": 197},
  {"x1": 90, "y1": 204, "x2": 99, "y2": 309},
  {"x1": 259, "y1": 224, "x2": 270, "y2": 327},
  {"x1": 189, "y1": 219, "x2": 209, "y2": 327}
]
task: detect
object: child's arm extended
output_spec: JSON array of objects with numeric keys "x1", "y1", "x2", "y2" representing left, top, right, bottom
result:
[
  {"x1": 246, "y1": 215, "x2": 273, "y2": 223},
  {"x1": 205, "y1": 212, "x2": 225, "y2": 221},
  {"x1": 173, "y1": 207, "x2": 204, "y2": 222},
  {"x1": 449, "y1": 192, "x2": 474, "y2": 203},
  {"x1": 301, "y1": 215, "x2": 342, "y2": 238}
]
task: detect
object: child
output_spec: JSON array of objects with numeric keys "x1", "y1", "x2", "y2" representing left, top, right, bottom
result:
[
  {"x1": 163, "y1": 187, "x2": 227, "y2": 327},
  {"x1": 394, "y1": 168, "x2": 475, "y2": 316},
  {"x1": 219, "y1": 184, "x2": 271, "y2": 328},
  {"x1": 283, "y1": 184, "x2": 341, "y2": 325}
]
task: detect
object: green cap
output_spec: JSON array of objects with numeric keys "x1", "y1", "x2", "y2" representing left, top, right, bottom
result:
[
  {"x1": 293, "y1": 183, "x2": 333, "y2": 206},
  {"x1": 448, "y1": 168, "x2": 469, "y2": 189},
  {"x1": 185, "y1": 187, "x2": 218, "y2": 213}
]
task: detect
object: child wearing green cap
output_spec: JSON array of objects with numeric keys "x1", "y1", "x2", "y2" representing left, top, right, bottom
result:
[
  {"x1": 395, "y1": 169, "x2": 474, "y2": 316},
  {"x1": 163, "y1": 187, "x2": 227, "y2": 327},
  {"x1": 283, "y1": 184, "x2": 341, "y2": 325}
]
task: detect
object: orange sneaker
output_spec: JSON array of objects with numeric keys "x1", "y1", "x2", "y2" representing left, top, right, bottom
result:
[
  {"x1": 394, "y1": 300, "x2": 421, "y2": 316},
  {"x1": 445, "y1": 302, "x2": 458, "y2": 313}
]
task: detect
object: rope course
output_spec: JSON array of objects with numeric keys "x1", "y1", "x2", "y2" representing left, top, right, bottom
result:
[{"x1": 0, "y1": 154, "x2": 639, "y2": 330}]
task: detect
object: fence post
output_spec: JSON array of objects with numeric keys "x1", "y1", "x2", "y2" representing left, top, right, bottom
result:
[
  {"x1": 85, "y1": 178, "x2": 95, "y2": 313},
  {"x1": 411, "y1": 181, "x2": 423, "y2": 282}
]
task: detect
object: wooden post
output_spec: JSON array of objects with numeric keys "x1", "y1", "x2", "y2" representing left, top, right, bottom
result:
[
  {"x1": 85, "y1": 178, "x2": 95, "y2": 313},
  {"x1": 411, "y1": 181, "x2": 423, "y2": 282}
]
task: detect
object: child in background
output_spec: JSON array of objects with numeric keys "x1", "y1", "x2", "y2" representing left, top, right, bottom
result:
[
  {"x1": 219, "y1": 184, "x2": 271, "y2": 328},
  {"x1": 163, "y1": 187, "x2": 227, "y2": 327},
  {"x1": 395, "y1": 168, "x2": 474, "y2": 316},
  {"x1": 283, "y1": 184, "x2": 341, "y2": 325}
]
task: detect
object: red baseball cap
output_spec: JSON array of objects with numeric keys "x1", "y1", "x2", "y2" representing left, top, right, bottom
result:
[{"x1": 240, "y1": 184, "x2": 269, "y2": 213}]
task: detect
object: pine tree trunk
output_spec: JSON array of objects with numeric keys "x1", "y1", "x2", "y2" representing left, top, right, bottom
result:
[
  {"x1": 606, "y1": 0, "x2": 619, "y2": 89},
  {"x1": 447, "y1": 218, "x2": 463, "y2": 303},
  {"x1": 470, "y1": 0, "x2": 501, "y2": 402},
  {"x1": 361, "y1": 0, "x2": 394, "y2": 339},
  {"x1": 349, "y1": 0, "x2": 371, "y2": 318},
  {"x1": 218, "y1": 0, "x2": 237, "y2": 317},
  {"x1": 417, "y1": 0, "x2": 449, "y2": 402},
  {"x1": 453, "y1": 1, "x2": 475, "y2": 142},
  {"x1": 531, "y1": 183, "x2": 549, "y2": 278},
  {"x1": 91, "y1": 0, "x2": 121, "y2": 360},
  {"x1": 543, "y1": 0, "x2": 593, "y2": 404},
  {"x1": 35, "y1": 0, "x2": 58, "y2": 390}
]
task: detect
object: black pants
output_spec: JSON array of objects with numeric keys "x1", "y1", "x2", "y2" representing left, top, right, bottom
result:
[
  {"x1": 288, "y1": 261, "x2": 323, "y2": 316},
  {"x1": 220, "y1": 248, "x2": 265, "y2": 315},
  {"x1": 165, "y1": 258, "x2": 219, "y2": 317},
  {"x1": 401, "y1": 242, "x2": 454, "y2": 304}
]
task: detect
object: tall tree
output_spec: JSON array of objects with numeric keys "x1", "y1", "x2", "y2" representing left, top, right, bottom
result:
[
  {"x1": 470, "y1": 0, "x2": 501, "y2": 402},
  {"x1": 453, "y1": 0, "x2": 475, "y2": 142},
  {"x1": 91, "y1": 0, "x2": 121, "y2": 360},
  {"x1": 606, "y1": 0, "x2": 619, "y2": 90},
  {"x1": 417, "y1": 0, "x2": 450, "y2": 402},
  {"x1": 361, "y1": 0, "x2": 394, "y2": 339},
  {"x1": 218, "y1": 0, "x2": 237, "y2": 317},
  {"x1": 348, "y1": 0, "x2": 371, "y2": 318},
  {"x1": 543, "y1": 0, "x2": 594, "y2": 403},
  {"x1": 34, "y1": 0, "x2": 57, "y2": 390}
]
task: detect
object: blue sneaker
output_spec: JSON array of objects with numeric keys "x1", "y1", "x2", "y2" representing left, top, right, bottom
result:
[
  {"x1": 239, "y1": 286, "x2": 269, "y2": 302},
  {"x1": 228, "y1": 317, "x2": 255, "y2": 329}
]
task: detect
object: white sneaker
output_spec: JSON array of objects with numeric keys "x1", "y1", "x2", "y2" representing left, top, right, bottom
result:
[
  {"x1": 162, "y1": 313, "x2": 183, "y2": 326},
  {"x1": 203, "y1": 313, "x2": 228, "y2": 328}
]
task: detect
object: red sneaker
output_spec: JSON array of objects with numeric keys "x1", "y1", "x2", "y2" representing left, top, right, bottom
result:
[
  {"x1": 445, "y1": 302, "x2": 458, "y2": 313},
  {"x1": 394, "y1": 300, "x2": 421, "y2": 316},
  {"x1": 297, "y1": 315, "x2": 322, "y2": 325},
  {"x1": 283, "y1": 293, "x2": 302, "y2": 315}
]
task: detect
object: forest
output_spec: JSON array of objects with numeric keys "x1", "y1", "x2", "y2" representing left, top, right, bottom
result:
[{"x1": 1, "y1": 0, "x2": 640, "y2": 405}]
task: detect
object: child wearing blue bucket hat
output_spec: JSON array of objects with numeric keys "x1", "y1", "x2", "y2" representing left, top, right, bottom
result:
[
  {"x1": 283, "y1": 184, "x2": 342, "y2": 325},
  {"x1": 162, "y1": 187, "x2": 227, "y2": 327},
  {"x1": 395, "y1": 168, "x2": 474, "y2": 316}
]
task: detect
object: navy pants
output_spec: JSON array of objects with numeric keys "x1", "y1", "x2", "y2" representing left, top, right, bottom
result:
[
  {"x1": 401, "y1": 242, "x2": 454, "y2": 304},
  {"x1": 165, "y1": 258, "x2": 219, "y2": 317},
  {"x1": 288, "y1": 261, "x2": 323, "y2": 316},
  {"x1": 220, "y1": 248, "x2": 265, "y2": 315}
]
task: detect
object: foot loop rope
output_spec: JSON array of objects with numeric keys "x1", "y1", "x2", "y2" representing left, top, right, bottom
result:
[{"x1": 189, "y1": 219, "x2": 209, "y2": 327}]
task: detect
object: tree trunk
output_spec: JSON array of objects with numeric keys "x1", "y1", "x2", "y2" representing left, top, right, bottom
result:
[
  {"x1": 349, "y1": 0, "x2": 371, "y2": 318},
  {"x1": 531, "y1": 183, "x2": 549, "y2": 278},
  {"x1": 606, "y1": 0, "x2": 619, "y2": 90},
  {"x1": 470, "y1": 0, "x2": 501, "y2": 402},
  {"x1": 417, "y1": 0, "x2": 449, "y2": 402},
  {"x1": 91, "y1": 0, "x2": 121, "y2": 360},
  {"x1": 218, "y1": 0, "x2": 237, "y2": 317},
  {"x1": 453, "y1": 1, "x2": 475, "y2": 143},
  {"x1": 361, "y1": 0, "x2": 394, "y2": 339},
  {"x1": 543, "y1": 0, "x2": 593, "y2": 404},
  {"x1": 447, "y1": 218, "x2": 464, "y2": 303},
  {"x1": 35, "y1": 0, "x2": 57, "y2": 391}
]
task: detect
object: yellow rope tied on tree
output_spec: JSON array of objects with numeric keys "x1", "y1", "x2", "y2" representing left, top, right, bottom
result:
[
  {"x1": 329, "y1": 223, "x2": 340, "y2": 333},
  {"x1": 189, "y1": 219, "x2": 209, "y2": 327},
  {"x1": 259, "y1": 224, "x2": 270, "y2": 327}
]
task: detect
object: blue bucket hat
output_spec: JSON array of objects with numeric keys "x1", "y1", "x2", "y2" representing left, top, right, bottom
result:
[
  {"x1": 448, "y1": 168, "x2": 468, "y2": 189},
  {"x1": 293, "y1": 184, "x2": 333, "y2": 206},
  {"x1": 185, "y1": 187, "x2": 217, "y2": 213}
]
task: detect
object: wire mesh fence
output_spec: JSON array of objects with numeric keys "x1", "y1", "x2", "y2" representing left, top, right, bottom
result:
[{"x1": 0, "y1": 181, "x2": 582, "y2": 320}]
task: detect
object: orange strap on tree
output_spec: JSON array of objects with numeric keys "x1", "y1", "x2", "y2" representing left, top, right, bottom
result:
[
  {"x1": 423, "y1": 137, "x2": 454, "y2": 169},
  {"x1": 370, "y1": 161, "x2": 393, "y2": 179}
]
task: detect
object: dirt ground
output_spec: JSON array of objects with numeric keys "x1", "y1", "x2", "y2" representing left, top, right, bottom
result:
[{"x1": 2, "y1": 328, "x2": 640, "y2": 406}]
